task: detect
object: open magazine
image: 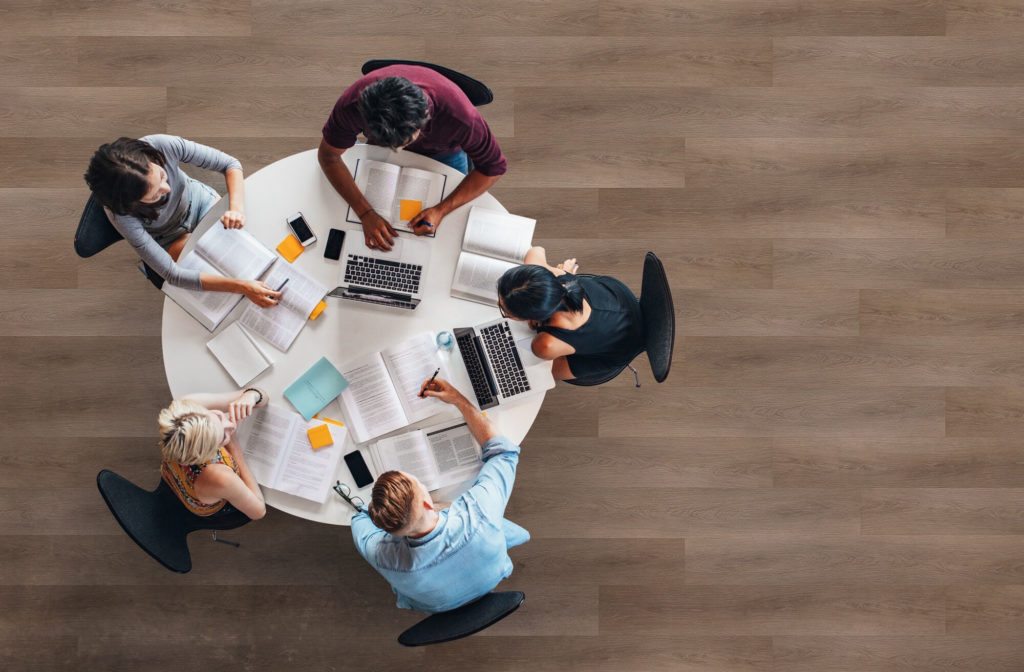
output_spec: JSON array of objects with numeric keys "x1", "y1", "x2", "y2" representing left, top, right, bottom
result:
[
  {"x1": 366, "y1": 420, "x2": 482, "y2": 492},
  {"x1": 450, "y1": 206, "x2": 536, "y2": 305},
  {"x1": 345, "y1": 158, "x2": 448, "y2": 234},
  {"x1": 236, "y1": 404, "x2": 348, "y2": 503},
  {"x1": 237, "y1": 260, "x2": 328, "y2": 352},
  {"x1": 337, "y1": 332, "x2": 455, "y2": 443},
  {"x1": 162, "y1": 226, "x2": 277, "y2": 331}
]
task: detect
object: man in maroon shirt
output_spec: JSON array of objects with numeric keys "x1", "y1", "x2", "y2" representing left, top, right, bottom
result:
[{"x1": 318, "y1": 64, "x2": 507, "y2": 251}]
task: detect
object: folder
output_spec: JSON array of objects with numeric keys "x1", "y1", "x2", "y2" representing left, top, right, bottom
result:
[{"x1": 284, "y1": 356, "x2": 349, "y2": 420}]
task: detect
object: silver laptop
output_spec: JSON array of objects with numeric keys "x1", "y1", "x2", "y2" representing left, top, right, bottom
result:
[
  {"x1": 329, "y1": 233, "x2": 432, "y2": 310},
  {"x1": 454, "y1": 318, "x2": 555, "y2": 409}
]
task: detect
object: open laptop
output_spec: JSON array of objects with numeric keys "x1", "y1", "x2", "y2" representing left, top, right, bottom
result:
[
  {"x1": 328, "y1": 233, "x2": 432, "y2": 310},
  {"x1": 454, "y1": 318, "x2": 555, "y2": 410}
]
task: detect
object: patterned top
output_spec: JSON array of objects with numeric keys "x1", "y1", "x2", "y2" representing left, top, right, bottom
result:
[{"x1": 161, "y1": 447, "x2": 239, "y2": 516}]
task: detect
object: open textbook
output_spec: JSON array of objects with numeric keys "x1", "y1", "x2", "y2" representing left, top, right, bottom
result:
[
  {"x1": 237, "y1": 404, "x2": 348, "y2": 503},
  {"x1": 237, "y1": 260, "x2": 328, "y2": 352},
  {"x1": 338, "y1": 332, "x2": 456, "y2": 443},
  {"x1": 162, "y1": 226, "x2": 276, "y2": 331},
  {"x1": 366, "y1": 420, "x2": 482, "y2": 492},
  {"x1": 345, "y1": 158, "x2": 448, "y2": 234},
  {"x1": 451, "y1": 206, "x2": 536, "y2": 305}
]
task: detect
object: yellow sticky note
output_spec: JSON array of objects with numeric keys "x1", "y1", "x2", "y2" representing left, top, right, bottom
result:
[
  {"x1": 276, "y1": 234, "x2": 305, "y2": 263},
  {"x1": 306, "y1": 423, "x2": 333, "y2": 450},
  {"x1": 399, "y1": 199, "x2": 423, "y2": 221},
  {"x1": 309, "y1": 300, "x2": 326, "y2": 320}
]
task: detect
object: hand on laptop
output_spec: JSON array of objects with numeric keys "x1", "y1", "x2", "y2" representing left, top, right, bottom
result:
[
  {"x1": 410, "y1": 205, "x2": 443, "y2": 236},
  {"x1": 419, "y1": 377, "x2": 464, "y2": 406},
  {"x1": 362, "y1": 211, "x2": 397, "y2": 251}
]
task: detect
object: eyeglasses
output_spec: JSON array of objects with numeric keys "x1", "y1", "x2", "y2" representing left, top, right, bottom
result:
[
  {"x1": 498, "y1": 302, "x2": 511, "y2": 319},
  {"x1": 333, "y1": 481, "x2": 366, "y2": 511}
]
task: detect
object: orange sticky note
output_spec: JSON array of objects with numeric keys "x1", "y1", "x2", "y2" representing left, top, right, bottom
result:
[
  {"x1": 399, "y1": 199, "x2": 423, "y2": 221},
  {"x1": 309, "y1": 300, "x2": 326, "y2": 320},
  {"x1": 318, "y1": 416, "x2": 345, "y2": 428},
  {"x1": 306, "y1": 423, "x2": 333, "y2": 450},
  {"x1": 276, "y1": 234, "x2": 305, "y2": 263}
]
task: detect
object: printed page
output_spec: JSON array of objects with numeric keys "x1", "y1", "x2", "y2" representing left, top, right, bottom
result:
[
  {"x1": 264, "y1": 260, "x2": 328, "y2": 318},
  {"x1": 353, "y1": 159, "x2": 401, "y2": 224},
  {"x1": 425, "y1": 422, "x2": 482, "y2": 488},
  {"x1": 382, "y1": 332, "x2": 452, "y2": 425},
  {"x1": 196, "y1": 225, "x2": 275, "y2": 280},
  {"x1": 451, "y1": 252, "x2": 517, "y2": 305},
  {"x1": 162, "y1": 253, "x2": 241, "y2": 331},
  {"x1": 462, "y1": 207, "x2": 536, "y2": 263},
  {"x1": 337, "y1": 351, "x2": 408, "y2": 442},
  {"x1": 374, "y1": 430, "x2": 440, "y2": 491},
  {"x1": 390, "y1": 166, "x2": 445, "y2": 229},
  {"x1": 238, "y1": 300, "x2": 305, "y2": 352},
  {"x1": 236, "y1": 404, "x2": 300, "y2": 488},
  {"x1": 273, "y1": 421, "x2": 348, "y2": 503}
]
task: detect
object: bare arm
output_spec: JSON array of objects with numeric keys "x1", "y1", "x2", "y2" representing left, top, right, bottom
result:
[
  {"x1": 219, "y1": 167, "x2": 246, "y2": 229},
  {"x1": 420, "y1": 378, "x2": 499, "y2": 445},
  {"x1": 524, "y1": 246, "x2": 577, "y2": 276},
  {"x1": 317, "y1": 138, "x2": 398, "y2": 250},
  {"x1": 409, "y1": 170, "x2": 500, "y2": 235},
  {"x1": 182, "y1": 387, "x2": 268, "y2": 417},
  {"x1": 194, "y1": 447, "x2": 267, "y2": 520},
  {"x1": 198, "y1": 274, "x2": 282, "y2": 308}
]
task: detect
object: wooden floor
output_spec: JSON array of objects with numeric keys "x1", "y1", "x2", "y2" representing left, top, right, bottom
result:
[{"x1": 3, "y1": 1, "x2": 1024, "y2": 670}]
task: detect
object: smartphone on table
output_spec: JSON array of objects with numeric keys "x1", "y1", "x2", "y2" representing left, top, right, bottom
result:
[
  {"x1": 287, "y1": 212, "x2": 316, "y2": 246},
  {"x1": 324, "y1": 228, "x2": 345, "y2": 260},
  {"x1": 344, "y1": 450, "x2": 374, "y2": 489}
]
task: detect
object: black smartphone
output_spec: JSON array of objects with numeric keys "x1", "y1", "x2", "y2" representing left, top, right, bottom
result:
[
  {"x1": 344, "y1": 450, "x2": 374, "y2": 488},
  {"x1": 324, "y1": 228, "x2": 345, "y2": 260},
  {"x1": 286, "y1": 212, "x2": 316, "y2": 246}
]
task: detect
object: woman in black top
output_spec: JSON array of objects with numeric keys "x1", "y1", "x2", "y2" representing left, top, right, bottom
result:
[{"x1": 497, "y1": 247, "x2": 645, "y2": 381}]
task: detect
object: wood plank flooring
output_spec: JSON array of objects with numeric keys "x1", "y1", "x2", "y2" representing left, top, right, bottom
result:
[{"x1": 2, "y1": 1, "x2": 1024, "y2": 670}]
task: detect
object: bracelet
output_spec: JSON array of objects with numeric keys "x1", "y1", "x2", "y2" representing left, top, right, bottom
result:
[
  {"x1": 356, "y1": 207, "x2": 374, "y2": 219},
  {"x1": 242, "y1": 388, "x2": 264, "y2": 406}
]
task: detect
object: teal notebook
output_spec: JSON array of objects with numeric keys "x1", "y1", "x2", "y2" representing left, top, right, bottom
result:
[{"x1": 284, "y1": 357, "x2": 349, "y2": 420}]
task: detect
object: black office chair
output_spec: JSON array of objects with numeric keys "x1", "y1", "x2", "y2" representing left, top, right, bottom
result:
[
  {"x1": 96, "y1": 469, "x2": 250, "y2": 574},
  {"x1": 565, "y1": 252, "x2": 676, "y2": 387},
  {"x1": 74, "y1": 195, "x2": 164, "y2": 289},
  {"x1": 361, "y1": 59, "x2": 494, "y2": 107},
  {"x1": 397, "y1": 591, "x2": 525, "y2": 647}
]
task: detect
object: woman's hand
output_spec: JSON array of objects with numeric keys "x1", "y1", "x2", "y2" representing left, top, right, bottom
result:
[
  {"x1": 419, "y1": 377, "x2": 466, "y2": 406},
  {"x1": 242, "y1": 280, "x2": 282, "y2": 307},
  {"x1": 220, "y1": 210, "x2": 245, "y2": 229},
  {"x1": 556, "y1": 257, "x2": 579, "y2": 274},
  {"x1": 228, "y1": 389, "x2": 261, "y2": 423}
]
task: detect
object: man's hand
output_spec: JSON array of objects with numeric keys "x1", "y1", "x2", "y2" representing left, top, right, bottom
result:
[
  {"x1": 362, "y1": 211, "x2": 397, "y2": 251},
  {"x1": 419, "y1": 377, "x2": 465, "y2": 406},
  {"x1": 409, "y1": 205, "x2": 445, "y2": 236}
]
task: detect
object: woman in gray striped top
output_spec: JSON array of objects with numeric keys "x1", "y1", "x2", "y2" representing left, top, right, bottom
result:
[{"x1": 84, "y1": 134, "x2": 281, "y2": 307}]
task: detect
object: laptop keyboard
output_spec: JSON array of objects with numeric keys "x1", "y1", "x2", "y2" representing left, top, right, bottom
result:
[
  {"x1": 480, "y1": 322, "x2": 531, "y2": 398},
  {"x1": 456, "y1": 330, "x2": 496, "y2": 408},
  {"x1": 345, "y1": 255, "x2": 422, "y2": 294}
]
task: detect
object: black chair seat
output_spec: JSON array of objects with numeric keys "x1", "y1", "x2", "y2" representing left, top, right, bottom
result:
[
  {"x1": 361, "y1": 59, "x2": 494, "y2": 107},
  {"x1": 96, "y1": 469, "x2": 250, "y2": 574},
  {"x1": 640, "y1": 252, "x2": 675, "y2": 383},
  {"x1": 74, "y1": 195, "x2": 165, "y2": 289},
  {"x1": 397, "y1": 591, "x2": 525, "y2": 647}
]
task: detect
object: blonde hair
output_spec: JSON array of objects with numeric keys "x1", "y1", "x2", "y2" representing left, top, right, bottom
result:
[{"x1": 158, "y1": 399, "x2": 222, "y2": 465}]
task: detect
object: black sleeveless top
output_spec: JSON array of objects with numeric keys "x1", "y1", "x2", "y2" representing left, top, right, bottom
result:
[{"x1": 536, "y1": 274, "x2": 645, "y2": 377}]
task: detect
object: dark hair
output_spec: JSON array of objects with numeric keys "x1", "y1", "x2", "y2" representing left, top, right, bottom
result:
[
  {"x1": 368, "y1": 470, "x2": 416, "y2": 533},
  {"x1": 497, "y1": 265, "x2": 585, "y2": 322},
  {"x1": 83, "y1": 137, "x2": 167, "y2": 222},
  {"x1": 358, "y1": 77, "x2": 430, "y2": 149}
]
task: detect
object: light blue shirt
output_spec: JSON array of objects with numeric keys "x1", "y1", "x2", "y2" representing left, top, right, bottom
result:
[{"x1": 351, "y1": 435, "x2": 530, "y2": 613}]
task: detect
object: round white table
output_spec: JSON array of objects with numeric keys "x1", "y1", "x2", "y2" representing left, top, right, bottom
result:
[{"x1": 161, "y1": 145, "x2": 547, "y2": 525}]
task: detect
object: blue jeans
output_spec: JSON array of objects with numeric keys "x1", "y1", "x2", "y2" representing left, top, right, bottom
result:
[{"x1": 430, "y1": 150, "x2": 470, "y2": 175}]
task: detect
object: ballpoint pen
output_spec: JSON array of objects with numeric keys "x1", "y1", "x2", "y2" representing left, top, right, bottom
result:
[{"x1": 420, "y1": 367, "x2": 440, "y2": 397}]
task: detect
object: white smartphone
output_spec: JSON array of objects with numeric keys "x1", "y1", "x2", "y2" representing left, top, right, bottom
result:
[{"x1": 287, "y1": 212, "x2": 317, "y2": 246}]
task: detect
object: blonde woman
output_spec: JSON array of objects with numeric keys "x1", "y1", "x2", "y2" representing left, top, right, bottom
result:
[{"x1": 158, "y1": 388, "x2": 268, "y2": 521}]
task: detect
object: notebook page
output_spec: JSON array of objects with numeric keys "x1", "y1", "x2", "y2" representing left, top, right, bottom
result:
[
  {"x1": 206, "y1": 322, "x2": 272, "y2": 386},
  {"x1": 338, "y1": 351, "x2": 407, "y2": 442},
  {"x1": 461, "y1": 207, "x2": 536, "y2": 263}
]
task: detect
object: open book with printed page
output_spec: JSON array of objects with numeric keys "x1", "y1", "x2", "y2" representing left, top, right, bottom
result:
[
  {"x1": 162, "y1": 225, "x2": 277, "y2": 331},
  {"x1": 344, "y1": 158, "x2": 448, "y2": 234},
  {"x1": 236, "y1": 404, "x2": 348, "y2": 503},
  {"x1": 450, "y1": 206, "x2": 536, "y2": 306},
  {"x1": 236, "y1": 259, "x2": 329, "y2": 352},
  {"x1": 337, "y1": 332, "x2": 459, "y2": 443},
  {"x1": 365, "y1": 419, "x2": 482, "y2": 492}
]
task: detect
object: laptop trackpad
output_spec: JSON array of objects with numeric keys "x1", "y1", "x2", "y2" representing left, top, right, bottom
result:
[{"x1": 515, "y1": 336, "x2": 546, "y2": 368}]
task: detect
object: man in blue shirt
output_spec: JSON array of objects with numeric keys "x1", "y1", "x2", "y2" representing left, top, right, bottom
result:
[{"x1": 350, "y1": 377, "x2": 530, "y2": 613}]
